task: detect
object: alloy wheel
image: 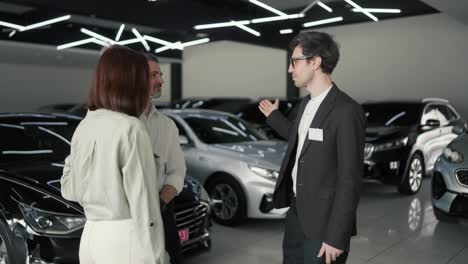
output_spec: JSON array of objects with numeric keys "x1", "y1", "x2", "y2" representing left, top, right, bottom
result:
[
  {"x1": 409, "y1": 158, "x2": 423, "y2": 192},
  {"x1": 210, "y1": 183, "x2": 239, "y2": 220}
]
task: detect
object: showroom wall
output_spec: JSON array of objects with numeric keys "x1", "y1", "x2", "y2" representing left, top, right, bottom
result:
[
  {"x1": 183, "y1": 40, "x2": 287, "y2": 99},
  {"x1": 0, "y1": 42, "x2": 172, "y2": 113},
  {"x1": 300, "y1": 13, "x2": 468, "y2": 118}
]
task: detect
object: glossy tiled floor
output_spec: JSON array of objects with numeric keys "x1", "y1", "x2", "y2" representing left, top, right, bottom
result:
[{"x1": 185, "y1": 179, "x2": 468, "y2": 264}]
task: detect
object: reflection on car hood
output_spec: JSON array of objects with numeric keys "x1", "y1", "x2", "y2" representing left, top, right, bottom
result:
[
  {"x1": 365, "y1": 126, "x2": 408, "y2": 143},
  {"x1": 211, "y1": 140, "x2": 287, "y2": 167}
]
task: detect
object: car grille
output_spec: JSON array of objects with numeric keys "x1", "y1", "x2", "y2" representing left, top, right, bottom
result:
[
  {"x1": 456, "y1": 169, "x2": 468, "y2": 186},
  {"x1": 364, "y1": 143, "x2": 374, "y2": 160},
  {"x1": 175, "y1": 202, "x2": 209, "y2": 246}
]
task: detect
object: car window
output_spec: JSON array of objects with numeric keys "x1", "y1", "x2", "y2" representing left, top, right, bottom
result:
[
  {"x1": 0, "y1": 125, "x2": 54, "y2": 163},
  {"x1": 438, "y1": 105, "x2": 459, "y2": 123},
  {"x1": 362, "y1": 103, "x2": 421, "y2": 127},
  {"x1": 436, "y1": 105, "x2": 453, "y2": 125},
  {"x1": 421, "y1": 104, "x2": 441, "y2": 125},
  {"x1": 184, "y1": 114, "x2": 268, "y2": 144}
]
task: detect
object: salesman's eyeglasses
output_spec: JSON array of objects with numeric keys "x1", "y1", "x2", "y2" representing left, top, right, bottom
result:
[{"x1": 289, "y1": 55, "x2": 313, "y2": 68}]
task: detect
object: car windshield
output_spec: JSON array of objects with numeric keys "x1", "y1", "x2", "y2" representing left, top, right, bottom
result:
[
  {"x1": 0, "y1": 121, "x2": 79, "y2": 157},
  {"x1": 184, "y1": 114, "x2": 268, "y2": 144},
  {"x1": 362, "y1": 103, "x2": 422, "y2": 127}
]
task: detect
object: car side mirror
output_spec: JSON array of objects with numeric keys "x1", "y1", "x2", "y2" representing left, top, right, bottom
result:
[
  {"x1": 425, "y1": 119, "x2": 441, "y2": 128},
  {"x1": 179, "y1": 135, "x2": 189, "y2": 145},
  {"x1": 452, "y1": 123, "x2": 467, "y2": 135}
]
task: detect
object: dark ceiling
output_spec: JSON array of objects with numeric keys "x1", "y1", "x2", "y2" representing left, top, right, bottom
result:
[{"x1": 0, "y1": 0, "x2": 438, "y2": 58}]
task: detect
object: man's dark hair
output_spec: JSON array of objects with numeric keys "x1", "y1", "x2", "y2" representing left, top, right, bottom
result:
[
  {"x1": 144, "y1": 53, "x2": 159, "y2": 64},
  {"x1": 289, "y1": 31, "x2": 340, "y2": 74}
]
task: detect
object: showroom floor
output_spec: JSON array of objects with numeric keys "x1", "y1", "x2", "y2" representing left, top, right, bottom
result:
[{"x1": 185, "y1": 179, "x2": 468, "y2": 264}]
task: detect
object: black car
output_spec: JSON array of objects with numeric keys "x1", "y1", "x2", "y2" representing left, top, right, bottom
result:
[
  {"x1": 363, "y1": 99, "x2": 465, "y2": 194},
  {"x1": 172, "y1": 97, "x2": 252, "y2": 110},
  {"x1": 0, "y1": 113, "x2": 211, "y2": 263}
]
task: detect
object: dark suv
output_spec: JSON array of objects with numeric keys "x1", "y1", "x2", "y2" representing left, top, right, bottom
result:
[
  {"x1": 362, "y1": 99, "x2": 465, "y2": 194},
  {"x1": 0, "y1": 113, "x2": 211, "y2": 263}
]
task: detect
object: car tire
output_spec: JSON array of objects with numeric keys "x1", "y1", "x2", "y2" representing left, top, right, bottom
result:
[
  {"x1": 206, "y1": 175, "x2": 247, "y2": 226},
  {"x1": 0, "y1": 221, "x2": 26, "y2": 264},
  {"x1": 399, "y1": 153, "x2": 425, "y2": 195},
  {"x1": 433, "y1": 206, "x2": 457, "y2": 222}
]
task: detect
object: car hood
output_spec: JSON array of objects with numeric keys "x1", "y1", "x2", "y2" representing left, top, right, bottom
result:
[
  {"x1": 365, "y1": 125, "x2": 409, "y2": 143},
  {"x1": 210, "y1": 140, "x2": 287, "y2": 168}
]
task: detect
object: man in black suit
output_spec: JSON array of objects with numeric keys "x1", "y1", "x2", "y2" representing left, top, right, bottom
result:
[{"x1": 259, "y1": 31, "x2": 365, "y2": 264}]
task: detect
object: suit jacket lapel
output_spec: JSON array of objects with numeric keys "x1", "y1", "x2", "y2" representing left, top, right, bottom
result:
[{"x1": 299, "y1": 85, "x2": 339, "y2": 157}]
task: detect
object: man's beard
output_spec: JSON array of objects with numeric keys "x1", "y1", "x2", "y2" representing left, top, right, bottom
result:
[{"x1": 151, "y1": 86, "x2": 161, "y2": 99}]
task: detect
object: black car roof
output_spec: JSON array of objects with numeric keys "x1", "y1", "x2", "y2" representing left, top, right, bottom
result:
[{"x1": 0, "y1": 113, "x2": 82, "y2": 124}]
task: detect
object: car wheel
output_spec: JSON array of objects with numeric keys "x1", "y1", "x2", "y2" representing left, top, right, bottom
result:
[
  {"x1": 206, "y1": 176, "x2": 247, "y2": 226},
  {"x1": 399, "y1": 153, "x2": 424, "y2": 195},
  {"x1": 0, "y1": 221, "x2": 26, "y2": 264}
]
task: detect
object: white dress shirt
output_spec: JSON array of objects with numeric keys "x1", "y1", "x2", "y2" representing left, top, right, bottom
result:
[
  {"x1": 291, "y1": 85, "x2": 332, "y2": 195},
  {"x1": 140, "y1": 105, "x2": 187, "y2": 194}
]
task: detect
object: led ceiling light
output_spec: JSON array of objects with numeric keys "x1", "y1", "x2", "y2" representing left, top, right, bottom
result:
[
  {"x1": 303, "y1": 16, "x2": 343, "y2": 27},
  {"x1": 352, "y1": 8, "x2": 401, "y2": 14},
  {"x1": 0, "y1": 15, "x2": 71, "y2": 32},
  {"x1": 300, "y1": 0, "x2": 319, "y2": 14},
  {"x1": 155, "y1": 38, "x2": 210, "y2": 53},
  {"x1": 57, "y1": 37, "x2": 108, "y2": 50},
  {"x1": 248, "y1": 0, "x2": 288, "y2": 17},
  {"x1": 344, "y1": 0, "x2": 378, "y2": 21},
  {"x1": 317, "y1": 1, "x2": 333, "y2": 13},
  {"x1": 115, "y1": 24, "x2": 125, "y2": 41},
  {"x1": 280, "y1": 29, "x2": 293, "y2": 34},
  {"x1": 251, "y1": 13, "x2": 304, "y2": 24},
  {"x1": 194, "y1": 20, "x2": 250, "y2": 30},
  {"x1": 181, "y1": 38, "x2": 210, "y2": 48},
  {"x1": 235, "y1": 23, "x2": 261, "y2": 37},
  {"x1": 117, "y1": 37, "x2": 141, "y2": 45},
  {"x1": 8, "y1": 30, "x2": 16, "y2": 37},
  {"x1": 80, "y1": 28, "x2": 116, "y2": 45},
  {"x1": 131, "y1": 28, "x2": 150, "y2": 51},
  {"x1": 144, "y1": 35, "x2": 179, "y2": 48}
]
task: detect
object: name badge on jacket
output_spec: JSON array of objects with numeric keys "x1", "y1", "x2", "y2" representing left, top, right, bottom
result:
[{"x1": 308, "y1": 128, "x2": 323, "y2": 142}]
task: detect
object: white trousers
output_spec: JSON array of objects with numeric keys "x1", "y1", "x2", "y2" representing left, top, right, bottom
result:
[{"x1": 79, "y1": 219, "x2": 147, "y2": 264}]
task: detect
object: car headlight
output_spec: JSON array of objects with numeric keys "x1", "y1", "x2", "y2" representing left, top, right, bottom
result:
[
  {"x1": 199, "y1": 186, "x2": 211, "y2": 203},
  {"x1": 19, "y1": 204, "x2": 86, "y2": 235},
  {"x1": 248, "y1": 165, "x2": 279, "y2": 182},
  {"x1": 374, "y1": 137, "x2": 408, "y2": 152},
  {"x1": 443, "y1": 146, "x2": 464, "y2": 163}
]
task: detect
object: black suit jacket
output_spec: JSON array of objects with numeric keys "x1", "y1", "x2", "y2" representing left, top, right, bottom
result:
[{"x1": 266, "y1": 84, "x2": 366, "y2": 251}]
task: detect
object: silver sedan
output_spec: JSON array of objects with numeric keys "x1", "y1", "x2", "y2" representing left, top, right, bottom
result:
[{"x1": 161, "y1": 109, "x2": 288, "y2": 225}]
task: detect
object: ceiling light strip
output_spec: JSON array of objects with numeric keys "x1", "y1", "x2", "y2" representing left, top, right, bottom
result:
[
  {"x1": 115, "y1": 24, "x2": 125, "y2": 41},
  {"x1": 21, "y1": 15, "x2": 71, "y2": 31},
  {"x1": 303, "y1": 16, "x2": 343, "y2": 27},
  {"x1": 0, "y1": 21, "x2": 24, "y2": 30},
  {"x1": 81, "y1": 28, "x2": 116, "y2": 45},
  {"x1": 131, "y1": 28, "x2": 150, "y2": 51},
  {"x1": 300, "y1": 0, "x2": 319, "y2": 14},
  {"x1": 317, "y1": 1, "x2": 333, "y2": 13},
  {"x1": 344, "y1": 0, "x2": 378, "y2": 21},
  {"x1": 248, "y1": 0, "x2": 288, "y2": 17},
  {"x1": 57, "y1": 38, "x2": 95, "y2": 50},
  {"x1": 280, "y1": 29, "x2": 293, "y2": 34},
  {"x1": 352, "y1": 8, "x2": 401, "y2": 14},
  {"x1": 194, "y1": 20, "x2": 250, "y2": 30},
  {"x1": 251, "y1": 13, "x2": 304, "y2": 24},
  {"x1": 181, "y1": 38, "x2": 210, "y2": 48},
  {"x1": 235, "y1": 23, "x2": 261, "y2": 37}
]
